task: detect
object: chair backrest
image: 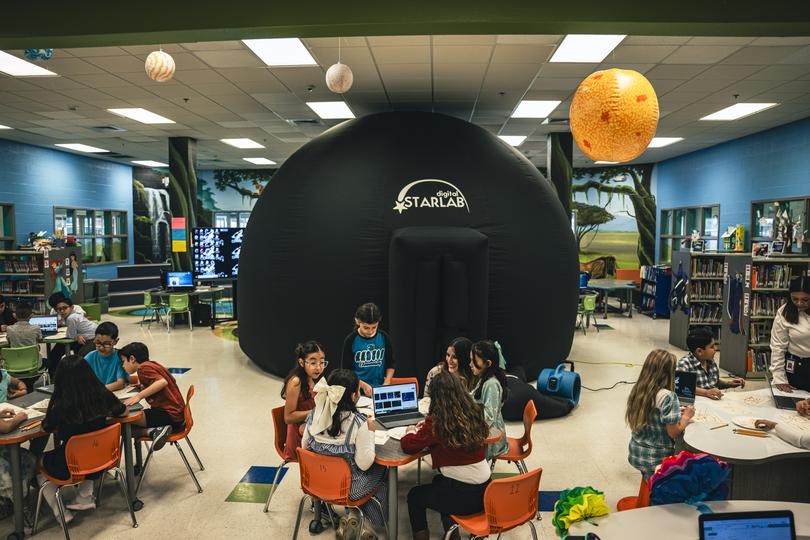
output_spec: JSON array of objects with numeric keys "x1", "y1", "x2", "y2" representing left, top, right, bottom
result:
[
  {"x1": 143, "y1": 291, "x2": 152, "y2": 306},
  {"x1": 169, "y1": 294, "x2": 189, "y2": 311},
  {"x1": 79, "y1": 303, "x2": 102, "y2": 322},
  {"x1": 173, "y1": 385, "x2": 195, "y2": 437},
  {"x1": 271, "y1": 406, "x2": 289, "y2": 461},
  {"x1": 296, "y1": 447, "x2": 352, "y2": 504},
  {"x1": 1, "y1": 345, "x2": 41, "y2": 373},
  {"x1": 519, "y1": 400, "x2": 537, "y2": 450},
  {"x1": 582, "y1": 294, "x2": 597, "y2": 312},
  {"x1": 64, "y1": 423, "x2": 122, "y2": 478},
  {"x1": 616, "y1": 268, "x2": 640, "y2": 282},
  {"x1": 484, "y1": 468, "x2": 542, "y2": 533},
  {"x1": 389, "y1": 376, "x2": 420, "y2": 397}
]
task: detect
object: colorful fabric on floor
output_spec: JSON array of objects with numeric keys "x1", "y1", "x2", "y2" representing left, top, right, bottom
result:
[{"x1": 552, "y1": 486, "x2": 610, "y2": 536}]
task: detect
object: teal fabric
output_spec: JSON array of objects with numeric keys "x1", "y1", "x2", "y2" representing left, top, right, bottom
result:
[
  {"x1": 474, "y1": 377, "x2": 509, "y2": 459},
  {"x1": 0, "y1": 369, "x2": 9, "y2": 403}
]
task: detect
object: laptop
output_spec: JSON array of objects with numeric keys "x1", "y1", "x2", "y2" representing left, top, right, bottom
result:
[
  {"x1": 766, "y1": 369, "x2": 804, "y2": 410},
  {"x1": 165, "y1": 271, "x2": 195, "y2": 292},
  {"x1": 700, "y1": 510, "x2": 797, "y2": 540},
  {"x1": 675, "y1": 370, "x2": 697, "y2": 405},
  {"x1": 29, "y1": 315, "x2": 58, "y2": 336},
  {"x1": 372, "y1": 382, "x2": 424, "y2": 429}
]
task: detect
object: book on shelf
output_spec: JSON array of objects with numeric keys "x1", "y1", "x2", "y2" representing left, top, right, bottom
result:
[
  {"x1": 751, "y1": 264, "x2": 792, "y2": 289},
  {"x1": 750, "y1": 320, "x2": 774, "y2": 344},
  {"x1": 641, "y1": 296, "x2": 656, "y2": 311},
  {"x1": 690, "y1": 303, "x2": 722, "y2": 324},
  {"x1": 691, "y1": 257, "x2": 723, "y2": 278},
  {"x1": 691, "y1": 281, "x2": 722, "y2": 298},
  {"x1": 750, "y1": 293, "x2": 787, "y2": 317},
  {"x1": 747, "y1": 349, "x2": 771, "y2": 373}
]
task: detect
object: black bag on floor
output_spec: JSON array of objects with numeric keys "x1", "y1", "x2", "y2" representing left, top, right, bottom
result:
[
  {"x1": 503, "y1": 366, "x2": 575, "y2": 421},
  {"x1": 192, "y1": 303, "x2": 212, "y2": 327}
]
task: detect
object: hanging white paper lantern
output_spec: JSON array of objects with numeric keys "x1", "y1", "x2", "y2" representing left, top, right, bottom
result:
[
  {"x1": 325, "y1": 62, "x2": 354, "y2": 94},
  {"x1": 145, "y1": 50, "x2": 176, "y2": 82}
]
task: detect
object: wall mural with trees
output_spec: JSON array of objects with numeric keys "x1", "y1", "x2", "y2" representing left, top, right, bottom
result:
[
  {"x1": 572, "y1": 163, "x2": 656, "y2": 269},
  {"x1": 197, "y1": 169, "x2": 274, "y2": 226}
]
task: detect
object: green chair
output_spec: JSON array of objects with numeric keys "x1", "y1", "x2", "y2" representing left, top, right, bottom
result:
[
  {"x1": 577, "y1": 294, "x2": 599, "y2": 335},
  {"x1": 166, "y1": 294, "x2": 192, "y2": 333},
  {"x1": 142, "y1": 292, "x2": 165, "y2": 328},
  {"x1": 1, "y1": 345, "x2": 45, "y2": 379},
  {"x1": 79, "y1": 303, "x2": 102, "y2": 322}
]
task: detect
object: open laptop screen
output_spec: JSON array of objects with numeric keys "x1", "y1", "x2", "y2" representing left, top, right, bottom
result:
[
  {"x1": 700, "y1": 510, "x2": 795, "y2": 540},
  {"x1": 29, "y1": 315, "x2": 58, "y2": 334},
  {"x1": 372, "y1": 383, "x2": 418, "y2": 416},
  {"x1": 675, "y1": 370, "x2": 697, "y2": 402}
]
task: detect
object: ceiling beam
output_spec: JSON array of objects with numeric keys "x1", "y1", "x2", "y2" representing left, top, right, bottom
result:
[{"x1": 4, "y1": 1, "x2": 810, "y2": 49}]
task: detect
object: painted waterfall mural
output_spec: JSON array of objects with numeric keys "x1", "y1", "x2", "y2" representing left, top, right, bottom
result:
[{"x1": 133, "y1": 168, "x2": 173, "y2": 264}]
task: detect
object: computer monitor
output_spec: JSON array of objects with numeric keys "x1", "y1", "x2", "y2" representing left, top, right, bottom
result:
[
  {"x1": 699, "y1": 510, "x2": 796, "y2": 540},
  {"x1": 166, "y1": 271, "x2": 194, "y2": 291},
  {"x1": 192, "y1": 227, "x2": 243, "y2": 279},
  {"x1": 29, "y1": 315, "x2": 58, "y2": 336}
]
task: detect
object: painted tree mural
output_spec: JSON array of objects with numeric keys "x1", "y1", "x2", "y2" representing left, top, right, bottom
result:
[
  {"x1": 572, "y1": 163, "x2": 656, "y2": 266},
  {"x1": 213, "y1": 169, "x2": 273, "y2": 201},
  {"x1": 573, "y1": 201, "x2": 614, "y2": 250}
]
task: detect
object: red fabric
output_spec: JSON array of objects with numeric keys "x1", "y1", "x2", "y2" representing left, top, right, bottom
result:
[
  {"x1": 400, "y1": 416, "x2": 484, "y2": 469},
  {"x1": 137, "y1": 361, "x2": 185, "y2": 423},
  {"x1": 283, "y1": 386, "x2": 316, "y2": 461}
]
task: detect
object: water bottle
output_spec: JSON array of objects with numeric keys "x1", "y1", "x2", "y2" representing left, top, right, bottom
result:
[{"x1": 38, "y1": 372, "x2": 50, "y2": 390}]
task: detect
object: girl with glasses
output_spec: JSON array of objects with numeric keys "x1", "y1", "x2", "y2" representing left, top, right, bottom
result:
[{"x1": 281, "y1": 341, "x2": 327, "y2": 462}]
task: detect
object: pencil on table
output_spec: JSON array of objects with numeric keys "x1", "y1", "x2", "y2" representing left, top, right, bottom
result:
[
  {"x1": 710, "y1": 423, "x2": 729, "y2": 430},
  {"x1": 20, "y1": 419, "x2": 43, "y2": 431}
]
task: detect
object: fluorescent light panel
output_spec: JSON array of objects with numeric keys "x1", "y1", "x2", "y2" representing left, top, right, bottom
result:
[
  {"x1": 0, "y1": 125, "x2": 12, "y2": 130},
  {"x1": 648, "y1": 137, "x2": 683, "y2": 148},
  {"x1": 220, "y1": 138, "x2": 265, "y2": 149},
  {"x1": 595, "y1": 161, "x2": 619, "y2": 164},
  {"x1": 108, "y1": 108, "x2": 175, "y2": 124},
  {"x1": 700, "y1": 103, "x2": 778, "y2": 121},
  {"x1": 132, "y1": 160, "x2": 168, "y2": 167},
  {"x1": 550, "y1": 34, "x2": 626, "y2": 63},
  {"x1": 498, "y1": 135, "x2": 527, "y2": 147},
  {"x1": 242, "y1": 38, "x2": 317, "y2": 66},
  {"x1": 306, "y1": 101, "x2": 355, "y2": 120},
  {"x1": 243, "y1": 157, "x2": 276, "y2": 165},
  {"x1": 512, "y1": 100, "x2": 561, "y2": 118},
  {"x1": 55, "y1": 143, "x2": 108, "y2": 153},
  {"x1": 0, "y1": 51, "x2": 58, "y2": 76}
]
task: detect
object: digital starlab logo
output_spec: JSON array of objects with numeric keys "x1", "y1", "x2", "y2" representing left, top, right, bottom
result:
[{"x1": 392, "y1": 179, "x2": 470, "y2": 214}]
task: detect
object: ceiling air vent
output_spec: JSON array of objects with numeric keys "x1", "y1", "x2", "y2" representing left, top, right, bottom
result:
[
  {"x1": 90, "y1": 125, "x2": 128, "y2": 133},
  {"x1": 286, "y1": 118, "x2": 321, "y2": 127},
  {"x1": 105, "y1": 152, "x2": 135, "y2": 159}
]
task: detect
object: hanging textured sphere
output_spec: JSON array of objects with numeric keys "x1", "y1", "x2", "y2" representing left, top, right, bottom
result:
[
  {"x1": 325, "y1": 62, "x2": 354, "y2": 94},
  {"x1": 569, "y1": 68, "x2": 659, "y2": 162},
  {"x1": 145, "y1": 50, "x2": 176, "y2": 82}
]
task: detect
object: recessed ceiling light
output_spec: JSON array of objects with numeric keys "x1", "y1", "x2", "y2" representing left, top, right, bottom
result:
[
  {"x1": 550, "y1": 34, "x2": 626, "y2": 63},
  {"x1": 55, "y1": 143, "x2": 109, "y2": 153},
  {"x1": 243, "y1": 157, "x2": 277, "y2": 165},
  {"x1": 0, "y1": 51, "x2": 58, "y2": 76},
  {"x1": 242, "y1": 38, "x2": 317, "y2": 66},
  {"x1": 220, "y1": 138, "x2": 265, "y2": 149},
  {"x1": 0, "y1": 124, "x2": 12, "y2": 130},
  {"x1": 512, "y1": 100, "x2": 562, "y2": 118},
  {"x1": 132, "y1": 160, "x2": 168, "y2": 167},
  {"x1": 498, "y1": 135, "x2": 527, "y2": 147},
  {"x1": 306, "y1": 101, "x2": 355, "y2": 120},
  {"x1": 700, "y1": 103, "x2": 778, "y2": 121},
  {"x1": 108, "y1": 108, "x2": 175, "y2": 124},
  {"x1": 647, "y1": 137, "x2": 684, "y2": 148}
]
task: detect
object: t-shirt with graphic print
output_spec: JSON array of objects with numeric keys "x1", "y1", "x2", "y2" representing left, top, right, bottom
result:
[{"x1": 340, "y1": 329, "x2": 395, "y2": 388}]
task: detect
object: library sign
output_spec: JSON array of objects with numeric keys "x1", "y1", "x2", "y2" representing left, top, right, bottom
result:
[{"x1": 393, "y1": 179, "x2": 470, "y2": 214}]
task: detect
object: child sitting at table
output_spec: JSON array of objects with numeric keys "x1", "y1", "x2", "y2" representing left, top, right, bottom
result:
[
  {"x1": 47, "y1": 296, "x2": 95, "y2": 376},
  {"x1": 83, "y1": 322, "x2": 128, "y2": 391},
  {"x1": 469, "y1": 340, "x2": 509, "y2": 459},
  {"x1": 39, "y1": 355, "x2": 126, "y2": 524},
  {"x1": 341, "y1": 302, "x2": 395, "y2": 397},
  {"x1": 120, "y1": 342, "x2": 185, "y2": 451},
  {"x1": 677, "y1": 326, "x2": 744, "y2": 400},
  {"x1": 302, "y1": 369, "x2": 387, "y2": 538},
  {"x1": 281, "y1": 341, "x2": 325, "y2": 461},
  {"x1": 627, "y1": 349, "x2": 695, "y2": 480},
  {"x1": 401, "y1": 371, "x2": 491, "y2": 540},
  {"x1": 5, "y1": 303, "x2": 43, "y2": 348},
  {"x1": 424, "y1": 337, "x2": 475, "y2": 397}
]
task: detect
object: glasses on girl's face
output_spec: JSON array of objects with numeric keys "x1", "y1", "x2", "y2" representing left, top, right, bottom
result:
[{"x1": 306, "y1": 360, "x2": 328, "y2": 368}]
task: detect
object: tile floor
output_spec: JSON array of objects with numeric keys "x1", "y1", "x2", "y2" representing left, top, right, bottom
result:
[{"x1": 1, "y1": 309, "x2": 759, "y2": 539}]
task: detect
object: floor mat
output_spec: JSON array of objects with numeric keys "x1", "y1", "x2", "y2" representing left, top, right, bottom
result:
[{"x1": 226, "y1": 466, "x2": 289, "y2": 503}]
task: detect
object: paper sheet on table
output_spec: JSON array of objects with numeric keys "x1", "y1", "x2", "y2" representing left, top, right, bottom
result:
[
  {"x1": 357, "y1": 396, "x2": 373, "y2": 409},
  {"x1": 777, "y1": 412, "x2": 810, "y2": 432},
  {"x1": 692, "y1": 409, "x2": 725, "y2": 425},
  {"x1": 1, "y1": 403, "x2": 45, "y2": 420},
  {"x1": 386, "y1": 426, "x2": 409, "y2": 440},
  {"x1": 114, "y1": 388, "x2": 138, "y2": 399},
  {"x1": 374, "y1": 431, "x2": 390, "y2": 445},
  {"x1": 772, "y1": 387, "x2": 810, "y2": 399},
  {"x1": 28, "y1": 399, "x2": 50, "y2": 411}
]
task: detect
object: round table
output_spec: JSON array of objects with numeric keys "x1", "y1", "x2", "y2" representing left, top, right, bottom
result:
[{"x1": 568, "y1": 500, "x2": 810, "y2": 539}]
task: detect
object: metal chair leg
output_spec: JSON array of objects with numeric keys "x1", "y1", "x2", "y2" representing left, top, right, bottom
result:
[
  {"x1": 292, "y1": 496, "x2": 307, "y2": 540},
  {"x1": 96, "y1": 472, "x2": 106, "y2": 508},
  {"x1": 174, "y1": 442, "x2": 203, "y2": 493},
  {"x1": 262, "y1": 460, "x2": 288, "y2": 513},
  {"x1": 113, "y1": 468, "x2": 138, "y2": 528},
  {"x1": 417, "y1": 457, "x2": 422, "y2": 485},
  {"x1": 185, "y1": 436, "x2": 205, "y2": 470},
  {"x1": 32, "y1": 481, "x2": 47, "y2": 535},
  {"x1": 521, "y1": 460, "x2": 528, "y2": 474},
  {"x1": 529, "y1": 520, "x2": 539, "y2": 539},
  {"x1": 370, "y1": 497, "x2": 389, "y2": 539},
  {"x1": 444, "y1": 524, "x2": 460, "y2": 540},
  {"x1": 356, "y1": 508, "x2": 366, "y2": 540},
  {"x1": 54, "y1": 486, "x2": 70, "y2": 540},
  {"x1": 187, "y1": 309, "x2": 192, "y2": 331},
  {"x1": 134, "y1": 442, "x2": 155, "y2": 496}
]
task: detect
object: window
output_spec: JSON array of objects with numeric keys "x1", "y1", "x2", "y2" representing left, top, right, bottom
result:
[
  {"x1": 214, "y1": 211, "x2": 250, "y2": 229},
  {"x1": 751, "y1": 197, "x2": 809, "y2": 254},
  {"x1": 659, "y1": 205, "x2": 720, "y2": 263},
  {"x1": 54, "y1": 207, "x2": 128, "y2": 264},
  {"x1": 0, "y1": 203, "x2": 14, "y2": 250}
]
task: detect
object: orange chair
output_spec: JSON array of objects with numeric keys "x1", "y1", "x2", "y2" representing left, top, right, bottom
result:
[
  {"x1": 32, "y1": 423, "x2": 137, "y2": 539},
  {"x1": 263, "y1": 406, "x2": 296, "y2": 512},
  {"x1": 617, "y1": 477, "x2": 650, "y2": 511},
  {"x1": 389, "y1": 376, "x2": 420, "y2": 396},
  {"x1": 292, "y1": 448, "x2": 388, "y2": 540},
  {"x1": 495, "y1": 400, "x2": 537, "y2": 473},
  {"x1": 135, "y1": 385, "x2": 204, "y2": 495},
  {"x1": 445, "y1": 468, "x2": 542, "y2": 540}
]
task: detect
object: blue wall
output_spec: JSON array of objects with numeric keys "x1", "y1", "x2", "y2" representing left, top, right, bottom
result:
[
  {"x1": 0, "y1": 139, "x2": 133, "y2": 279},
  {"x1": 655, "y1": 117, "x2": 810, "y2": 262}
]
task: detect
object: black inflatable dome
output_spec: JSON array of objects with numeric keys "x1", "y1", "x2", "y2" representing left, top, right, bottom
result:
[{"x1": 238, "y1": 111, "x2": 578, "y2": 381}]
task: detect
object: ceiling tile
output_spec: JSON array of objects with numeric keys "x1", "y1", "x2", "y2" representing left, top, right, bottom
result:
[
  {"x1": 37, "y1": 58, "x2": 105, "y2": 76},
  {"x1": 84, "y1": 55, "x2": 146, "y2": 72},
  {"x1": 304, "y1": 37, "x2": 367, "y2": 48},
  {"x1": 610, "y1": 45, "x2": 679, "y2": 63},
  {"x1": 309, "y1": 47, "x2": 375, "y2": 66},
  {"x1": 490, "y1": 45, "x2": 553, "y2": 64},
  {"x1": 189, "y1": 82, "x2": 245, "y2": 96},
  {"x1": 722, "y1": 46, "x2": 804, "y2": 65},
  {"x1": 662, "y1": 46, "x2": 740, "y2": 64},
  {"x1": 68, "y1": 73, "x2": 131, "y2": 88},
  {"x1": 269, "y1": 66, "x2": 325, "y2": 91},
  {"x1": 119, "y1": 44, "x2": 185, "y2": 55},
  {"x1": 748, "y1": 64, "x2": 810, "y2": 81},
  {"x1": 623, "y1": 36, "x2": 691, "y2": 46},
  {"x1": 482, "y1": 63, "x2": 540, "y2": 90},
  {"x1": 433, "y1": 35, "x2": 497, "y2": 45},
  {"x1": 173, "y1": 69, "x2": 230, "y2": 85},
  {"x1": 62, "y1": 47, "x2": 127, "y2": 56},
  {"x1": 367, "y1": 36, "x2": 430, "y2": 46},
  {"x1": 180, "y1": 41, "x2": 245, "y2": 51},
  {"x1": 694, "y1": 64, "x2": 764, "y2": 80},
  {"x1": 537, "y1": 63, "x2": 596, "y2": 79},
  {"x1": 372, "y1": 46, "x2": 430, "y2": 64},
  {"x1": 26, "y1": 77, "x2": 87, "y2": 91},
  {"x1": 530, "y1": 78, "x2": 581, "y2": 92},
  {"x1": 687, "y1": 37, "x2": 755, "y2": 46},
  {"x1": 433, "y1": 45, "x2": 493, "y2": 64},
  {"x1": 779, "y1": 46, "x2": 810, "y2": 65},
  {"x1": 646, "y1": 64, "x2": 710, "y2": 79},
  {"x1": 377, "y1": 63, "x2": 431, "y2": 79},
  {"x1": 193, "y1": 50, "x2": 266, "y2": 68},
  {"x1": 496, "y1": 35, "x2": 562, "y2": 45}
]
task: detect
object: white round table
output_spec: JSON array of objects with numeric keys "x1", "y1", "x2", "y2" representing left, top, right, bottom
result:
[{"x1": 568, "y1": 500, "x2": 810, "y2": 539}]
